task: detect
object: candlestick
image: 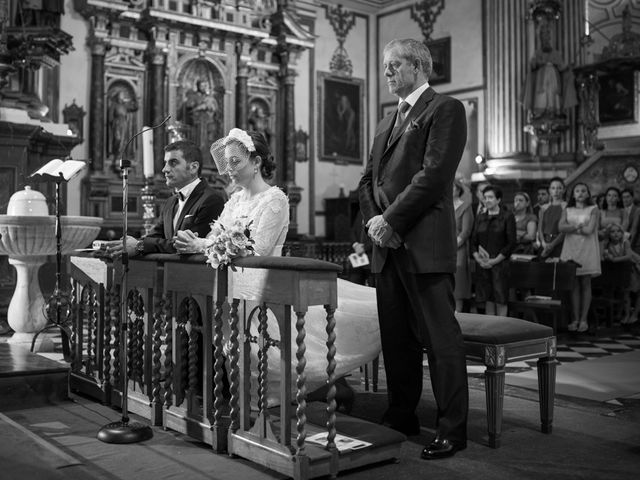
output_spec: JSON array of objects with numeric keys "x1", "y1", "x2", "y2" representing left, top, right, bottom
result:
[
  {"x1": 142, "y1": 127, "x2": 154, "y2": 177},
  {"x1": 585, "y1": 0, "x2": 590, "y2": 36},
  {"x1": 141, "y1": 178, "x2": 156, "y2": 236}
]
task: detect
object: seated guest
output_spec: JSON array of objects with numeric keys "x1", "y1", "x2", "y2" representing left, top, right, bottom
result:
[
  {"x1": 109, "y1": 140, "x2": 225, "y2": 257},
  {"x1": 538, "y1": 177, "x2": 566, "y2": 259},
  {"x1": 512, "y1": 191, "x2": 538, "y2": 255},
  {"x1": 599, "y1": 186, "x2": 628, "y2": 240},
  {"x1": 471, "y1": 185, "x2": 517, "y2": 317},
  {"x1": 559, "y1": 182, "x2": 600, "y2": 333},
  {"x1": 453, "y1": 179, "x2": 473, "y2": 312},
  {"x1": 601, "y1": 223, "x2": 640, "y2": 325}
]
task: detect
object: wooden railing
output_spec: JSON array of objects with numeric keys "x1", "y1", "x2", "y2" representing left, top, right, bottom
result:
[{"x1": 67, "y1": 253, "x2": 402, "y2": 479}]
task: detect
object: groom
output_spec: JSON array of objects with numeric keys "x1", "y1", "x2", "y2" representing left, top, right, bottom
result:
[
  {"x1": 110, "y1": 139, "x2": 225, "y2": 257},
  {"x1": 358, "y1": 38, "x2": 468, "y2": 460}
]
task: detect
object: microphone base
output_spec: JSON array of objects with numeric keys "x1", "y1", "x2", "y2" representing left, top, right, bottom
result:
[{"x1": 97, "y1": 420, "x2": 153, "y2": 444}]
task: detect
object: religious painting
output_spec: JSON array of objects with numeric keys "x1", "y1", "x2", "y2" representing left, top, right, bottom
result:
[
  {"x1": 598, "y1": 70, "x2": 637, "y2": 125},
  {"x1": 380, "y1": 101, "x2": 397, "y2": 120},
  {"x1": 318, "y1": 72, "x2": 365, "y2": 164},
  {"x1": 426, "y1": 37, "x2": 451, "y2": 85}
]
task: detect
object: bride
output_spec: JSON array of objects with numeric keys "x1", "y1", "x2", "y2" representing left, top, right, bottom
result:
[{"x1": 174, "y1": 128, "x2": 381, "y2": 407}]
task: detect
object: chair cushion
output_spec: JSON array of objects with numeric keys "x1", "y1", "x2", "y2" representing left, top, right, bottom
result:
[{"x1": 456, "y1": 312, "x2": 554, "y2": 344}]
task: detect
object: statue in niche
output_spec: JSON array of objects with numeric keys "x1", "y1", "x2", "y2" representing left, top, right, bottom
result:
[
  {"x1": 247, "y1": 100, "x2": 272, "y2": 145},
  {"x1": 178, "y1": 78, "x2": 220, "y2": 153},
  {"x1": 522, "y1": 20, "x2": 577, "y2": 158},
  {"x1": 522, "y1": 21, "x2": 577, "y2": 119},
  {"x1": 107, "y1": 84, "x2": 138, "y2": 166}
]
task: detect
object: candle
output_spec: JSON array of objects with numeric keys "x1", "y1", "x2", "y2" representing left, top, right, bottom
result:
[
  {"x1": 142, "y1": 126, "x2": 154, "y2": 178},
  {"x1": 585, "y1": 0, "x2": 590, "y2": 36}
]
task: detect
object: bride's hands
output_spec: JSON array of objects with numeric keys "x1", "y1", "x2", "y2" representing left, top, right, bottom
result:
[{"x1": 173, "y1": 230, "x2": 207, "y2": 254}]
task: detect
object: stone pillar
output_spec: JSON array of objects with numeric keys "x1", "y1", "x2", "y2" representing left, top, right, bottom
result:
[
  {"x1": 281, "y1": 68, "x2": 301, "y2": 237},
  {"x1": 89, "y1": 38, "x2": 106, "y2": 171},
  {"x1": 149, "y1": 47, "x2": 166, "y2": 175},
  {"x1": 484, "y1": 0, "x2": 529, "y2": 161},
  {"x1": 235, "y1": 42, "x2": 249, "y2": 131}
]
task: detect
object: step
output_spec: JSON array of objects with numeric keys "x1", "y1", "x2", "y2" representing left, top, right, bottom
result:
[{"x1": 0, "y1": 343, "x2": 70, "y2": 411}]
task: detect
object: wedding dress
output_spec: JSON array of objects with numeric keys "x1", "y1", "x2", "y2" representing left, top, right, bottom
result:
[{"x1": 214, "y1": 186, "x2": 381, "y2": 406}]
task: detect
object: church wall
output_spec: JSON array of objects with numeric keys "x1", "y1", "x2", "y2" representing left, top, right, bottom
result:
[
  {"x1": 59, "y1": 0, "x2": 90, "y2": 216},
  {"x1": 310, "y1": 2, "x2": 371, "y2": 238}
]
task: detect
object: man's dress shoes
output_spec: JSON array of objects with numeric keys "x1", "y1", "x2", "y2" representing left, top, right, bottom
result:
[{"x1": 420, "y1": 437, "x2": 466, "y2": 460}]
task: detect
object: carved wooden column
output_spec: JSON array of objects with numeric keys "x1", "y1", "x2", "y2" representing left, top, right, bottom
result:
[
  {"x1": 89, "y1": 38, "x2": 107, "y2": 172},
  {"x1": 235, "y1": 41, "x2": 249, "y2": 131},
  {"x1": 148, "y1": 46, "x2": 166, "y2": 174}
]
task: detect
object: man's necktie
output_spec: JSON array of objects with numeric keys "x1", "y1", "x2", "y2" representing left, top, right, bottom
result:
[{"x1": 388, "y1": 101, "x2": 410, "y2": 146}]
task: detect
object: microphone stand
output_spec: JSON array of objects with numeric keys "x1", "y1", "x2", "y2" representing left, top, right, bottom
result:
[{"x1": 98, "y1": 116, "x2": 170, "y2": 444}]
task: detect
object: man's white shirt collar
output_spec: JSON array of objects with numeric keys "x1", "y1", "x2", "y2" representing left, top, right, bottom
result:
[
  {"x1": 398, "y1": 81, "x2": 430, "y2": 109},
  {"x1": 176, "y1": 178, "x2": 201, "y2": 202}
]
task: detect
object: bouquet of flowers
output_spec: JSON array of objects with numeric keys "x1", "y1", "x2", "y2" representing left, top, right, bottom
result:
[{"x1": 204, "y1": 218, "x2": 255, "y2": 270}]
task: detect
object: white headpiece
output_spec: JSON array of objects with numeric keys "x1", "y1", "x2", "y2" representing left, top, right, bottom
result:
[
  {"x1": 224, "y1": 128, "x2": 255, "y2": 152},
  {"x1": 210, "y1": 128, "x2": 255, "y2": 175}
]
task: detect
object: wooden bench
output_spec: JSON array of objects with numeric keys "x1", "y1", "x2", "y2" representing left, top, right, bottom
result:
[{"x1": 365, "y1": 313, "x2": 556, "y2": 448}]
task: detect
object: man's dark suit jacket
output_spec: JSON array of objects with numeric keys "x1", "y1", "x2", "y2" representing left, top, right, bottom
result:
[
  {"x1": 359, "y1": 87, "x2": 467, "y2": 273},
  {"x1": 141, "y1": 180, "x2": 225, "y2": 254}
]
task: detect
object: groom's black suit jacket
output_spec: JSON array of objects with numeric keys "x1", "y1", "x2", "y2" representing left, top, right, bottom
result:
[{"x1": 141, "y1": 180, "x2": 225, "y2": 254}]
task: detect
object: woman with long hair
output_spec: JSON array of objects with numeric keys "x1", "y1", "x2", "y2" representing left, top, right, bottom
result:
[{"x1": 559, "y1": 182, "x2": 601, "y2": 333}]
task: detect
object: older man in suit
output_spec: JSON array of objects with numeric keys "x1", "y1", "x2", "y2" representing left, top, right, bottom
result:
[
  {"x1": 111, "y1": 139, "x2": 225, "y2": 257},
  {"x1": 358, "y1": 38, "x2": 468, "y2": 460}
]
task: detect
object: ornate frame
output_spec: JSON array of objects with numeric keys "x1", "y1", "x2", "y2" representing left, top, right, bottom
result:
[
  {"x1": 318, "y1": 72, "x2": 365, "y2": 164},
  {"x1": 427, "y1": 37, "x2": 451, "y2": 85}
]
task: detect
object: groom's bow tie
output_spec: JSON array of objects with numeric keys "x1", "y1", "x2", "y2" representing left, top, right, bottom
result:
[{"x1": 174, "y1": 191, "x2": 185, "y2": 201}]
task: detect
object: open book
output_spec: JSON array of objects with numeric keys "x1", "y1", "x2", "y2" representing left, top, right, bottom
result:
[{"x1": 32, "y1": 159, "x2": 86, "y2": 181}]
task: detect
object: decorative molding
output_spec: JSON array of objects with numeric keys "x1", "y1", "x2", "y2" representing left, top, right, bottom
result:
[
  {"x1": 326, "y1": 4, "x2": 356, "y2": 77},
  {"x1": 410, "y1": 0, "x2": 445, "y2": 42},
  {"x1": 528, "y1": 0, "x2": 561, "y2": 23},
  {"x1": 600, "y1": 5, "x2": 640, "y2": 60}
]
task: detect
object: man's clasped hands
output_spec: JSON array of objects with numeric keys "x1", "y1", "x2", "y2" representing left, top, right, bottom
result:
[{"x1": 366, "y1": 214, "x2": 402, "y2": 249}]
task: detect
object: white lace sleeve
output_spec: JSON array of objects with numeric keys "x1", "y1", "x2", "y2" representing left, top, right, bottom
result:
[{"x1": 251, "y1": 189, "x2": 290, "y2": 256}]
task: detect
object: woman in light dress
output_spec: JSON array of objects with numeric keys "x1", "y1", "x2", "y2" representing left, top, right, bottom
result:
[
  {"x1": 174, "y1": 128, "x2": 381, "y2": 407},
  {"x1": 559, "y1": 182, "x2": 601, "y2": 333}
]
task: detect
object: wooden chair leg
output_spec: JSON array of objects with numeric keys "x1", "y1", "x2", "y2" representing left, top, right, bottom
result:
[
  {"x1": 484, "y1": 365, "x2": 505, "y2": 448},
  {"x1": 537, "y1": 356, "x2": 556, "y2": 434}
]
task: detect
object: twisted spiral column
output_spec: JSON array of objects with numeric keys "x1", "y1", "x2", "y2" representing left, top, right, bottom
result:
[
  {"x1": 294, "y1": 310, "x2": 307, "y2": 455},
  {"x1": 163, "y1": 294, "x2": 173, "y2": 408},
  {"x1": 324, "y1": 305, "x2": 337, "y2": 452},
  {"x1": 229, "y1": 298, "x2": 240, "y2": 432}
]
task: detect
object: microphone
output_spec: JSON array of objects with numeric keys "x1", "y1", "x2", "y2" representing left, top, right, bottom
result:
[{"x1": 119, "y1": 115, "x2": 171, "y2": 169}]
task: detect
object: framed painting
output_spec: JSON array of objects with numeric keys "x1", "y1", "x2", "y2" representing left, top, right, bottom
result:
[
  {"x1": 427, "y1": 37, "x2": 451, "y2": 85},
  {"x1": 380, "y1": 101, "x2": 397, "y2": 120},
  {"x1": 318, "y1": 72, "x2": 365, "y2": 164},
  {"x1": 598, "y1": 70, "x2": 637, "y2": 125}
]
